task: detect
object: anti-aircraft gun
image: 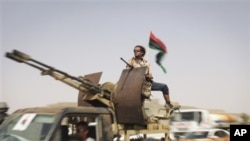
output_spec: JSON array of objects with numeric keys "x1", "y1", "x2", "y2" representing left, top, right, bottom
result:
[
  {"x1": 3, "y1": 50, "x2": 175, "y2": 141},
  {"x1": 6, "y1": 50, "x2": 112, "y2": 108}
]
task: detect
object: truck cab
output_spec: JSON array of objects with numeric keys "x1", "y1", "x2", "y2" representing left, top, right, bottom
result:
[{"x1": 0, "y1": 106, "x2": 113, "y2": 141}]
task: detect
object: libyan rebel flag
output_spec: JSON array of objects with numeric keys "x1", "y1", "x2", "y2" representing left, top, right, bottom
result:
[{"x1": 148, "y1": 32, "x2": 167, "y2": 73}]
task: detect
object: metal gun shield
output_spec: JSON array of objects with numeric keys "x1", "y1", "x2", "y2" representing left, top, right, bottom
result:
[{"x1": 114, "y1": 67, "x2": 147, "y2": 125}]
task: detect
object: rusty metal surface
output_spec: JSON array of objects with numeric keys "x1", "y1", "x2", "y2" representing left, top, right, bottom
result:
[
  {"x1": 78, "y1": 72, "x2": 102, "y2": 107},
  {"x1": 81, "y1": 72, "x2": 102, "y2": 85},
  {"x1": 114, "y1": 67, "x2": 146, "y2": 125}
]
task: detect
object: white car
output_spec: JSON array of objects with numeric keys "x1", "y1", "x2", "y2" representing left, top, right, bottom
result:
[{"x1": 177, "y1": 128, "x2": 229, "y2": 141}]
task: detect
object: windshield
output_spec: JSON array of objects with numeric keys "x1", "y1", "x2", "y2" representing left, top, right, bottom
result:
[
  {"x1": 0, "y1": 113, "x2": 55, "y2": 141},
  {"x1": 171, "y1": 111, "x2": 202, "y2": 122}
]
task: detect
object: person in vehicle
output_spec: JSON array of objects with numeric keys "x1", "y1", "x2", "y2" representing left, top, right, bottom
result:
[{"x1": 76, "y1": 121, "x2": 95, "y2": 141}]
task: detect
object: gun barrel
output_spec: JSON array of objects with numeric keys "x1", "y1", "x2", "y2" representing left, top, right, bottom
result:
[
  {"x1": 6, "y1": 52, "x2": 46, "y2": 71},
  {"x1": 5, "y1": 52, "x2": 24, "y2": 63},
  {"x1": 13, "y1": 50, "x2": 31, "y2": 61},
  {"x1": 5, "y1": 49, "x2": 111, "y2": 107}
]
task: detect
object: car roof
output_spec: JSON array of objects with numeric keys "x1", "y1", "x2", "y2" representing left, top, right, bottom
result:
[{"x1": 12, "y1": 106, "x2": 110, "y2": 115}]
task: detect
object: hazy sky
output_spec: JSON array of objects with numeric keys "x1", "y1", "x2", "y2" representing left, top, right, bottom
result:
[{"x1": 1, "y1": 0, "x2": 249, "y2": 114}]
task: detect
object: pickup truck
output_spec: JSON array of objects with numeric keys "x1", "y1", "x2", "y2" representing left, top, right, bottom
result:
[{"x1": 0, "y1": 105, "x2": 172, "y2": 141}]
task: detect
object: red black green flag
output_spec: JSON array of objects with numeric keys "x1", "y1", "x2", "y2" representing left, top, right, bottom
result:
[{"x1": 149, "y1": 32, "x2": 167, "y2": 73}]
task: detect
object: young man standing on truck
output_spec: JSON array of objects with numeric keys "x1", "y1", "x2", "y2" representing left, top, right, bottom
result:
[{"x1": 126, "y1": 45, "x2": 175, "y2": 109}]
